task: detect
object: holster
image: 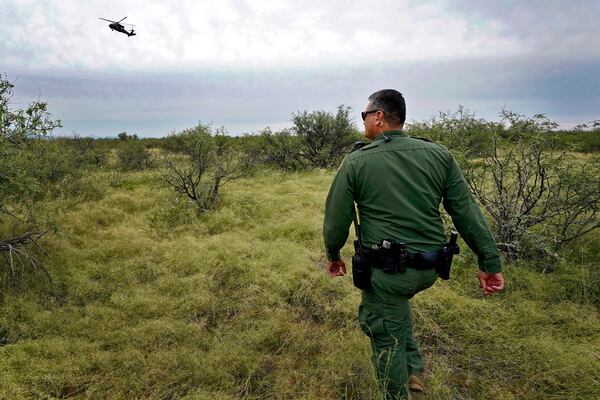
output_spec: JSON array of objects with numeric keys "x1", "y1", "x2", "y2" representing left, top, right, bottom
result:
[
  {"x1": 437, "y1": 231, "x2": 460, "y2": 280},
  {"x1": 351, "y1": 239, "x2": 372, "y2": 290}
]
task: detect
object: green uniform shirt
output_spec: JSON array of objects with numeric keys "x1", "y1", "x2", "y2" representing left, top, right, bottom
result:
[{"x1": 323, "y1": 130, "x2": 502, "y2": 273}]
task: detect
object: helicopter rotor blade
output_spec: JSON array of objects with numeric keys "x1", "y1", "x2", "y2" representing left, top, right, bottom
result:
[
  {"x1": 99, "y1": 17, "x2": 116, "y2": 23},
  {"x1": 117, "y1": 16, "x2": 127, "y2": 23}
]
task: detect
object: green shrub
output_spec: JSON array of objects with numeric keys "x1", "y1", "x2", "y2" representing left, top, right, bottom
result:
[
  {"x1": 552, "y1": 129, "x2": 600, "y2": 152},
  {"x1": 253, "y1": 106, "x2": 361, "y2": 171},
  {"x1": 291, "y1": 105, "x2": 360, "y2": 169},
  {"x1": 461, "y1": 112, "x2": 600, "y2": 262},
  {"x1": 29, "y1": 139, "x2": 80, "y2": 185},
  {"x1": 254, "y1": 128, "x2": 305, "y2": 171},
  {"x1": 161, "y1": 124, "x2": 253, "y2": 213},
  {"x1": 406, "y1": 106, "x2": 495, "y2": 158},
  {"x1": 64, "y1": 135, "x2": 109, "y2": 168},
  {"x1": 116, "y1": 140, "x2": 153, "y2": 171},
  {"x1": 0, "y1": 76, "x2": 62, "y2": 210},
  {"x1": 0, "y1": 74, "x2": 61, "y2": 281}
]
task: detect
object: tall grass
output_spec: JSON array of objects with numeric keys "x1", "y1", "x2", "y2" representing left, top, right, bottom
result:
[{"x1": 1, "y1": 168, "x2": 598, "y2": 399}]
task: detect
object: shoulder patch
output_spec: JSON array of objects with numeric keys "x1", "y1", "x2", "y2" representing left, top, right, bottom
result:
[{"x1": 410, "y1": 136, "x2": 432, "y2": 142}]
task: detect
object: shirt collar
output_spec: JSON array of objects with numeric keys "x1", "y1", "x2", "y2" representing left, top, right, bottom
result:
[{"x1": 372, "y1": 130, "x2": 406, "y2": 142}]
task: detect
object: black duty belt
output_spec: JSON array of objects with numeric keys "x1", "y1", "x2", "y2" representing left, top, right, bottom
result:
[
  {"x1": 352, "y1": 234, "x2": 459, "y2": 286},
  {"x1": 361, "y1": 241, "x2": 444, "y2": 274},
  {"x1": 368, "y1": 249, "x2": 443, "y2": 270}
]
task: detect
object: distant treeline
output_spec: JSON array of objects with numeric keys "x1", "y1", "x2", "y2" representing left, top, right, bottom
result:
[
  {"x1": 1, "y1": 72, "x2": 599, "y2": 283},
  {"x1": 73, "y1": 109, "x2": 600, "y2": 155}
]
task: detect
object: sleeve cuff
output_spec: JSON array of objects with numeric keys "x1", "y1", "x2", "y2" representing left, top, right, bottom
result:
[
  {"x1": 326, "y1": 249, "x2": 341, "y2": 262},
  {"x1": 478, "y1": 255, "x2": 502, "y2": 273}
]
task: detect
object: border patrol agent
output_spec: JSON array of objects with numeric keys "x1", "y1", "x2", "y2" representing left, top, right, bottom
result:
[{"x1": 323, "y1": 89, "x2": 504, "y2": 399}]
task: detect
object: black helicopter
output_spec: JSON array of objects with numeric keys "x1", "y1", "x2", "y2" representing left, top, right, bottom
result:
[{"x1": 99, "y1": 17, "x2": 136, "y2": 37}]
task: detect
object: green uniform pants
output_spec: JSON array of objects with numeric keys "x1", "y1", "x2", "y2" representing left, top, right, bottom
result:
[{"x1": 359, "y1": 267, "x2": 438, "y2": 400}]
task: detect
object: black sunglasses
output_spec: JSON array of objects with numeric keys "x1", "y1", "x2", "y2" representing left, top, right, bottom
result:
[{"x1": 361, "y1": 110, "x2": 381, "y2": 121}]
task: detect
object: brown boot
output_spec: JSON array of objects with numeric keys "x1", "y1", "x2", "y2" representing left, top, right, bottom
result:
[{"x1": 409, "y1": 375, "x2": 424, "y2": 392}]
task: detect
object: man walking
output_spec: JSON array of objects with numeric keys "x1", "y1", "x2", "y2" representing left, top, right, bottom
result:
[{"x1": 323, "y1": 89, "x2": 504, "y2": 399}]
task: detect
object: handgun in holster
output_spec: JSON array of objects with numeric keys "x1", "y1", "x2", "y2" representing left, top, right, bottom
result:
[{"x1": 437, "y1": 230, "x2": 460, "y2": 280}]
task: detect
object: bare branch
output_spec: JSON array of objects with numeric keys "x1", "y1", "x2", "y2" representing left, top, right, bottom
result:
[{"x1": 0, "y1": 229, "x2": 53, "y2": 282}]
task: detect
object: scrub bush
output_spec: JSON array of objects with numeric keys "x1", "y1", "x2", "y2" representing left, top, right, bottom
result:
[
  {"x1": 161, "y1": 124, "x2": 252, "y2": 213},
  {"x1": 28, "y1": 139, "x2": 80, "y2": 186},
  {"x1": 291, "y1": 105, "x2": 360, "y2": 168},
  {"x1": 64, "y1": 135, "x2": 109, "y2": 168},
  {"x1": 460, "y1": 111, "x2": 600, "y2": 263},
  {"x1": 407, "y1": 106, "x2": 495, "y2": 158},
  {"x1": 553, "y1": 122, "x2": 600, "y2": 152},
  {"x1": 254, "y1": 128, "x2": 305, "y2": 171},
  {"x1": 0, "y1": 74, "x2": 61, "y2": 281},
  {"x1": 0, "y1": 76, "x2": 62, "y2": 210},
  {"x1": 256, "y1": 106, "x2": 361, "y2": 170},
  {"x1": 116, "y1": 139, "x2": 154, "y2": 171}
]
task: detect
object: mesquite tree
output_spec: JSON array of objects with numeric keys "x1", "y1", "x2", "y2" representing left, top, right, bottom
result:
[
  {"x1": 0, "y1": 74, "x2": 61, "y2": 279},
  {"x1": 407, "y1": 106, "x2": 495, "y2": 158},
  {"x1": 161, "y1": 124, "x2": 252, "y2": 213},
  {"x1": 255, "y1": 128, "x2": 305, "y2": 171},
  {"x1": 256, "y1": 106, "x2": 360, "y2": 171},
  {"x1": 291, "y1": 105, "x2": 360, "y2": 168},
  {"x1": 461, "y1": 111, "x2": 600, "y2": 261}
]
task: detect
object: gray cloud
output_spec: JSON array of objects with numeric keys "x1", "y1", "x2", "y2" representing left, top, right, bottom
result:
[
  {"x1": 1, "y1": 1, "x2": 598, "y2": 136},
  {"x1": 6, "y1": 54, "x2": 598, "y2": 137},
  {"x1": 444, "y1": 0, "x2": 600, "y2": 57}
]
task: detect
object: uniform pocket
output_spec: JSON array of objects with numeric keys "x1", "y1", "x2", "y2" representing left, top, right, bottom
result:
[
  {"x1": 415, "y1": 270, "x2": 438, "y2": 293},
  {"x1": 358, "y1": 305, "x2": 385, "y2": 338}
]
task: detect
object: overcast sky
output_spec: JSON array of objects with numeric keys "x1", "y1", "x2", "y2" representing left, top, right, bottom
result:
[{"x1": 1, "y1": 0, "x2": 599, "y2": 137}]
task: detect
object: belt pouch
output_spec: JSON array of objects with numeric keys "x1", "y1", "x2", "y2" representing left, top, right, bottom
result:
[{"x1": 381, "y1": 243, "x2": 407, "y2": 274}]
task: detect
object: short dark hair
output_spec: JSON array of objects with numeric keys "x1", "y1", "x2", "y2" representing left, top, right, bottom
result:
[{"x1": 367, "y1": 89, "x2": 406, "y2": 126}]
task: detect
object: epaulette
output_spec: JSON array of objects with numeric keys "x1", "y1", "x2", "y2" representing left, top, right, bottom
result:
[
  {"x1": 349, "y1": 140, "x2": 381, "y2": 154},
  {"x1": 410, "y1": 136, "x2": 432, "y2": 142},
  {"x1": 353, "y1": 141, "x2": 368, "y2": 151},
  {"x1": 359, "y1": 141, "x2": 381, "y2": 151}
]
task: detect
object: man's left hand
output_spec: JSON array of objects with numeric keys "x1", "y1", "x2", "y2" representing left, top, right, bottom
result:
[
  {"x1": 477, "y1": 271, "x2": 505, "y2": 295},
  {"x1": 326, "y1": 260, "x2": 346, "y2": 277}
]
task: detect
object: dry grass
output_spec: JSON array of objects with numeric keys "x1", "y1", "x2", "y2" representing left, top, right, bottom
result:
[{"x1": 0, "y1": 168, "x2": 599, "y2": 399}]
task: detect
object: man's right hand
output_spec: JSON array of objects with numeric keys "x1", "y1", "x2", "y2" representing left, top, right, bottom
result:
[
  {"x1": 477, "y1": 271, "x2": 504, "y2": 294},
  {"x1": 326, "y1": 260, "x2": 347, "y2": 277}
]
